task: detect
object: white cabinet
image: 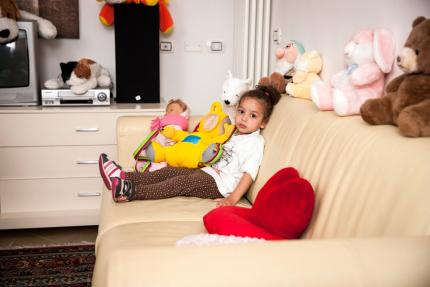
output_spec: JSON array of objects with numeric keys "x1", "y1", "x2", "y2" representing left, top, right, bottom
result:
[{"x1": 0, "y1": 103, "x2": 163, "y2": 229}]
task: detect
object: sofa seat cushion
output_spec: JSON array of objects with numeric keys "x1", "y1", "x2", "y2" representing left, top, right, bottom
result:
[
  {"x1": 96, "y1": 190, "x2": 252, "y2": 249},
  {"x1": 94, "y1": 220, "x2": 209, "y2": 285}
]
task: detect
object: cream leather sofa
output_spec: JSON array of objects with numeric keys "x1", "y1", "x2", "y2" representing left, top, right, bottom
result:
[{"x1": 93, "y1": 96, "x2": 430, "y2": 287}]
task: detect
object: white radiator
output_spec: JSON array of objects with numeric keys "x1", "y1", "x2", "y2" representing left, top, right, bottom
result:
[{"x1": 233, "y1": 0, "x2": 272, "y2": 85}]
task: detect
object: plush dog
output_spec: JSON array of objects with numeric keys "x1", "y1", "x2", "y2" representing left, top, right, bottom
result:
[
  {"x1": 44, "y1": 58, "x2": 112, "y2": 95},
  {"x1": 0, "y1": 0, "x2": 57, "y2": 44},
  {"x1": 311, "y1": 28, "x2": 395, "y2": 116},
  {"x1": 360, "y1": 17, "x2": 430, "y2": 137},
  {"x1": 221, "y1": 71, "x2": 252, "y2": 124},
  {"x1": 66, "y1": 59, "x2": 112, "y2": 95},
  {"x1": 259, "y1": 40, "x2": 305, "y2": 93}
]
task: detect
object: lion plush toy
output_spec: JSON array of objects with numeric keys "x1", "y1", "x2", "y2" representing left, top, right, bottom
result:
[
  {"x1": 285, "y1": 50, "x2": 323, "y2": 100},
  {"x1": 360, "y1": 17, "x2": 430, "y2": 137},
  {"x1": 0, "y1": 0, "x2": 57, "y2": 44},
  {"x1": 140, "y1": 102, "x2": 235, "y2": 169},
  {"x1": 259, "y1": 40, "x2": 305, "y2": 93}
]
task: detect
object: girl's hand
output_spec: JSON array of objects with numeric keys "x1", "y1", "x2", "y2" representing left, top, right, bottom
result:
[{"x1": 214, "y1": 197, "x2": 236, "y2": 207}]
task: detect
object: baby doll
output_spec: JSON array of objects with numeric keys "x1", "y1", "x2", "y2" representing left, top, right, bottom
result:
[
  {"x1": 150, "y1": 99, "x2": 190, "y2": 145},
  {"x1": 134, "y1": 99, "x2": 190, "y2": 172}
]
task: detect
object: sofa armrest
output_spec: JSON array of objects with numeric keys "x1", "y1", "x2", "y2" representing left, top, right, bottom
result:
[
  {"x1": 116, "y1": 116, "x2": 154, "y2": 169},
  {"x1": 98, "y1": 236, "x2": 430, "y2": 287}
]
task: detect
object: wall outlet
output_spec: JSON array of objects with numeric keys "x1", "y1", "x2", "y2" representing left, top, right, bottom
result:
[
  {"x1": 207, "y1": 40, "x2": 223, "y2": 52},
  {"x1": 160, "y1": 41, "x2": 173, "y2": 52}
]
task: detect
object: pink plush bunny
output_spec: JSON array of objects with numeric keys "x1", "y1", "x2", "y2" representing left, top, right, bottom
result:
[{"x1": 310, "y1": 29, "x2": 395, "y2": 116}]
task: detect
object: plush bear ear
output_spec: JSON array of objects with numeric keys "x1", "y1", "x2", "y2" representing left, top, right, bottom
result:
[
  {"x1": 373, "y1": 29, "x2": 396, "y2": 73},
  {"x1": 412, "y1": 16, "x2": 426, "y2": 28}
]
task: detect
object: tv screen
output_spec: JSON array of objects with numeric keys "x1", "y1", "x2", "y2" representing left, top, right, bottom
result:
[{"x1": 0, "y1": 29, "x2": 30, "y2": 88}]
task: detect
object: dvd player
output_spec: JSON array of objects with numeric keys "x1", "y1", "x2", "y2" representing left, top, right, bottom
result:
[{"x1": 41, "y1": 89, "x2": 111, "y2": 106}]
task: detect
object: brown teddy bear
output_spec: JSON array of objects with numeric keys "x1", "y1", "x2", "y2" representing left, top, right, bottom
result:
[{"x1": 360, "y1": 17, "x2": 430, "y2": 137}]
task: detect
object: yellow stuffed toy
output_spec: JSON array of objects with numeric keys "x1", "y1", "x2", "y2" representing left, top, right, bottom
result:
[
  {"x1": 285, "y1": 50, "x2": 323, "y2": 100},
  {"x1": 137, "y1": 102, "x2": 235, "y2": 169}
]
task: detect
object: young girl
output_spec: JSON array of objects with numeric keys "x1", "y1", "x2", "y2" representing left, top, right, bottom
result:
[{"x1": 99, "y1": 85, "x2": 281, "y2": 206}]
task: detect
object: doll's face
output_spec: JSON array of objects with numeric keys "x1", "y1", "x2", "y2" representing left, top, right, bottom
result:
[{"x1": 166, "y1": 102, "x2": 185, "y2": 115}]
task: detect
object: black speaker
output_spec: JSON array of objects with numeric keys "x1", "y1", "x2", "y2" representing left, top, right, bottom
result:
[{"x1": 114, "y1": 4, "x2": 160, "y2": 103}]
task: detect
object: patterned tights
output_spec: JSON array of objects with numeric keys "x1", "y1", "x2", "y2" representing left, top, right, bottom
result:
[{"x1": 125, "y1": 167, "x2": 223, "y2": 200}]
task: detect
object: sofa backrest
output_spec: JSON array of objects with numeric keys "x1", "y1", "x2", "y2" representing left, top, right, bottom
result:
[{"x1": 248, "y1": 96, "x2": 430, "y2": 239}]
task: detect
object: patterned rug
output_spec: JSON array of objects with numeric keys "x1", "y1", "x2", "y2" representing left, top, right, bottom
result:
[{"x1": 0, "y1": 244, "x2": 95, "y2": 287}]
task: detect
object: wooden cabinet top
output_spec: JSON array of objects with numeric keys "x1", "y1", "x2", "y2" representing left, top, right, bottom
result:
[{"x1": 0, "y1": 103, "x2": 165, "y2": 114}]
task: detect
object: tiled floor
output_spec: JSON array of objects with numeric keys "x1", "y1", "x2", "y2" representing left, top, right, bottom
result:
[{"x1": 0, "y1": 226, "x2": 98, "y2": 249}]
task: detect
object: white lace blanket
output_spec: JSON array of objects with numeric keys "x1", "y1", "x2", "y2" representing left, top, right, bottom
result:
[{"x1": 176, "y1": 233, "x2": 265, "y2": 246}]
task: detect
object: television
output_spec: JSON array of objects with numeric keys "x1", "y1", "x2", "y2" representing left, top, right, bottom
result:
[{"x1": 0, "y1": 21, "x2": 39, "y2": 106}]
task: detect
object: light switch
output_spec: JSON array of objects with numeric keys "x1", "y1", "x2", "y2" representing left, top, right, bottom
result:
[
  {"x1": 209, "y1": 41, "x2": 223, "y2": 52},
  {"x1": 273, "y1": 28, "x2": 282, "y2": 44}
]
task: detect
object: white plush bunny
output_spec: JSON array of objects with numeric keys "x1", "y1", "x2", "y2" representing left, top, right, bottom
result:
[{"x1": 310, "y1": 29, "x2": 395, "y2": 116}]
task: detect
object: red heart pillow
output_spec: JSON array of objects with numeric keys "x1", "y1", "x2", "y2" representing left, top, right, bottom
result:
[{"x1": 204, "y1": 167, "x2": 315, "y2": 240}]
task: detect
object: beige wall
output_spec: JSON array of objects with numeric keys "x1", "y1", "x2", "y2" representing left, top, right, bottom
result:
[
  {"x1": 35, "y1": 0, "x2": 430, "y2": 113},
  {"x1": 270, "y1": 0, "x2": 430, "y2": 81}
]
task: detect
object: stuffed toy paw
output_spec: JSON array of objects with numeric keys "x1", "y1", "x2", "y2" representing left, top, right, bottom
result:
[
  {"x1": 360, "y1": 17, "x2": 430, "y2": 137},
  {"x1": 285, "y1": 50, "x2": 323, "y2": 100},
  {"x1": 0, "y1": 0, "x2": 57, "y2": 44},
  {"x1": 310, "y1": 28, "x2": 395, "y2": 116},
  {"x1": 44, "y1": 61, "x2": 78, "y2": 89},
  {"x1": 204, "y1": 167, "x2": 315, "y2": 240}
]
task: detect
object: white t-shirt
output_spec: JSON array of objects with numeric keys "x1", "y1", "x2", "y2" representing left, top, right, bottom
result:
[{"x1": 202, "y1": 130, "x2": 265, "y2": 197}]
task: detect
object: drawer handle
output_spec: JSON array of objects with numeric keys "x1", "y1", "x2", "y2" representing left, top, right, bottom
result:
[
  {"x1": 75, "y1": 127, "x2": 99, "y2": 132},
  {"x1": 76, "y1": 160, "x2": 98, "y2": 164},
  {"x1": 78, "y1": 192, "x2": 101, "y2": 197}
]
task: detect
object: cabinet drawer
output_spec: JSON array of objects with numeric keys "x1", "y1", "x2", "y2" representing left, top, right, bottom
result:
[
  {"x1": 0, "y1": 177, "x2": 103, "y2": 214},
  {"x1": 0, "y1": 145, "x2": 117, "y2": 179},
  {"x1": 0, "y1": 113, "x2": 121, "y2": 146}
]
